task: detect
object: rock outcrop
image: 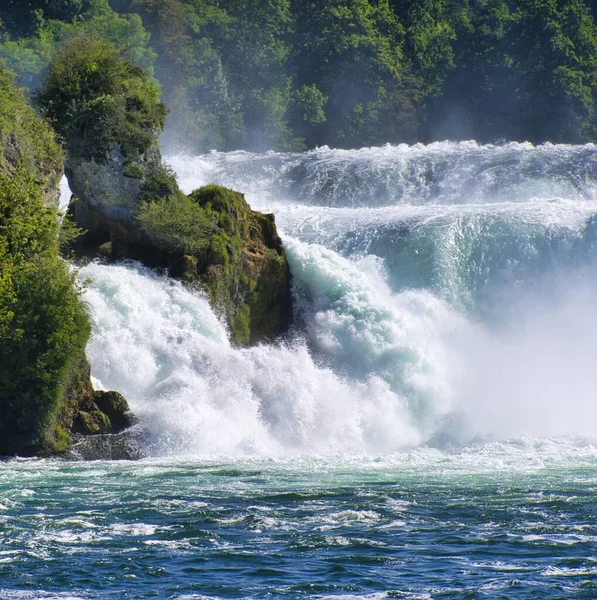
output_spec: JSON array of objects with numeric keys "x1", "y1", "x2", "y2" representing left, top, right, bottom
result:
[
  {"x1": 0, "y1": 60, "x2": 134, "y2": 457},
  {"x1": 61, "y1": 354, "x2": 135, "y2": 438},
  {"x1": 39, "y1": 38, "x2": 292, "y2": 345},
  {"x1": 71, "y1": 178, "x2": 293, "y2": 345},
  {"x1": 114, "y1": 184, "x2": 292, "y2": 345}
]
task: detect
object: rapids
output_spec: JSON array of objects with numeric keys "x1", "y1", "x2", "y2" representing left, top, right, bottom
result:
[
  {"x1": 78, "y1": 141, "x2": 597, "y2": 456},
  {"x1": 5, "y1": 141, "x2": 597, "y2": 600}
]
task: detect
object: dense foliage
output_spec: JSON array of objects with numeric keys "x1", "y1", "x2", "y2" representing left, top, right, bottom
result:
[
  {"x1": 35, "y1": 38, "x2": 166, "y2": 161},
  {"x1": 138, "y1": 191, "x2": 213, "y2": 255},
  {"x1": 3, "y1": 0, "x2": 597, "y2": 149},
  {"x1": 0, "y1": 63, "x2": 90, "y2": 454}
]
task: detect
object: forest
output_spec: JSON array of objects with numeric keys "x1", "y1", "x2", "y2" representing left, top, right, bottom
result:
[{"x1": 2, "y1": 0, "x2": 597, "y2": 152}]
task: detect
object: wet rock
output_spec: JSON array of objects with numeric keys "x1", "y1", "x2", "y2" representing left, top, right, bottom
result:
[
  {"x1": 94, "y1": 391, "x2": 136, "y2": 433},
  {"x1": 72, "y1": 410, "x2": 112, "y2": 435},
  {"x1": 67, "y1": 427, "x2": 146, "y2": 461}
]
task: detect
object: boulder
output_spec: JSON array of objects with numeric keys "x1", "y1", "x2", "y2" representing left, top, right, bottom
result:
[
  {"x1": 94, "y1": 391, "x2": 136, "y2": 433},
  {"x1": 67, "y1": 427, "x2": 146, "y2": 461},
  {"x1": 59, "y1": 353, "x2": 136, "y2": 443},
  {"x1": 73, "y1": 410, "x2": 112, "y2": 435}
]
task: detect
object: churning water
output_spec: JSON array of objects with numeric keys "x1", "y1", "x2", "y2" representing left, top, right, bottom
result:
[{"x1": 3, "y1": 142, "x2": 597, "y2": 598}]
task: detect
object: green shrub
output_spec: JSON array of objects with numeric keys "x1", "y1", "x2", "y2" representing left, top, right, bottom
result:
[
  {"x1": 123, "y1": 161, "x2": 144, "y2": 179},
  {"x1": 0, "y1": 171, "x2": 90, "y2": 454},
  {"x1": 0, "y1": 62, "x2": 63, "y2": 184},
  {"x1": 137, "y1": 193, "x2": 214, "y2": 256},
  {"x1": 139, "y1": 164, "x2": 178, "y2": 202},
  {"x1": 0, "y1": 64, "x2": 90, "y2": 454},
  {"x1": 35, "y1": 37, "x2": 166, "y2": 162}
]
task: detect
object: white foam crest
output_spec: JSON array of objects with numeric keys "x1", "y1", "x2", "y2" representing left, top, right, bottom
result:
[
  {"x1": 79, "y1": 144, "x2": 597, "y2": 457},
  {"x1": 58, "y1": 176, "x2": 72, "y2": 213},
  {"x1": 82, "y1": 260, "x2": 456, "y2": 456},
  {"x1": 166, "y1": 141, "x2": 597, "y2": 209},
  {"x1": 285, "y1": 238, "x2": 466, "y2": 440},
  {"x1": 81, "y1": 249, "x2": 597, "y2": 456}
]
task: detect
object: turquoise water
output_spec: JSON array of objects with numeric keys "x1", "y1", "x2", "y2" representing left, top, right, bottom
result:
[{"x1": 2, "y1": 444, "x2": 597, "y2": 599}]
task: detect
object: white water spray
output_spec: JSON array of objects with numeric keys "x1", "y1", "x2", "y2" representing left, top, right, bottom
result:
[{"x1": 81, "y1": 142, "x2": 597, "y2": 455}]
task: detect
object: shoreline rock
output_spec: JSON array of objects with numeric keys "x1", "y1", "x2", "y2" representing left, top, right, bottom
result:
[{"x1": 0, "y1": 60, "x2": 136, "y2": 459}]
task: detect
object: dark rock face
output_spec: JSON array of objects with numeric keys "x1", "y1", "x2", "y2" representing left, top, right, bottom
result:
[{"x1": 60, "y1": 353, "x2": 135, "y2": 441}]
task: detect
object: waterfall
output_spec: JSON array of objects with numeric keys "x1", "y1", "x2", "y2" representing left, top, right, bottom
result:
[{"x1": 80, "y1": 142, "x2": 597, "y2": 456}]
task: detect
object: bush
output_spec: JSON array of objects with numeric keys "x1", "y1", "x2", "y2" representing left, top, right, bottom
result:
[
  {"x1": 123, "y1": 160, "x2": 144, "y2": 179},
  {"x1": 0, "y1": 171, "x2": 90, "y2": 454},
  {"x1": 139, "y1": 164, "x2": 178, "y2": 201},
  {"x1": 35, "y1": 37, "x2": 166, "y2": 162},
  {"x1": 0, "y1": 64, "x2": 90, "y2": 454},
  {"x1": 137, "y1": 193, "x2": 214, "y2": 255},
  {"x1": 0, "y1": 62, "x2": 63, "y2": 184}
]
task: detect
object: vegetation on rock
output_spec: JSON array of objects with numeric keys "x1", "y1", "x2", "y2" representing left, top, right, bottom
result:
[
  {"x1": 185, "y1": 185, "x2": 291, "y2": 345},
  {"x1": 136, "y1": 184, "x2": 292, "y2": 344},
  {"x1": 0, "y1": 61, "x2": 134, "y2": 456},
  {"x1": 35, "y1": 37, "x2": 166, "y2": 162},
  {"x1": 0, "y1": 62, "x2": 85, "y2": 454},
  {"x1": 36, "y1": 37, "x2": 169, "y2": 263},
  {"x1": 138, "y1": 192, "x2": 213, "y2": 255},
  {"x1": 34, "y1": 38, "x2": 292, "y2": 345}
]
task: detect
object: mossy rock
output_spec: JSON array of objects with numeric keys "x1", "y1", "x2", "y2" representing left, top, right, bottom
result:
[
  {"x1": 36, "y1": 41, "x2": 293, "y2": 348},
  {"x1": 55, "y1": 352, "x2": 135, "y2": 449},
  {"x1": 94, "y1": 390, "x2": 135, "y2": 433},
  {"x1": 188, "y1": 185, "x2": 292, "y2": 345},
  {"x1": 134, "y1": 184, "x2": 292, "y2": 345},
  {"x1": 73, "y1": 410, "x2": 112, "y2": 435}
]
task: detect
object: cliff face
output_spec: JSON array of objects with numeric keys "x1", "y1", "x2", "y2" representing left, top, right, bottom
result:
[
  {"x1": 0, "y1": 62, "x2": 132, "y2": 456},
  {"x1": 38, "y1": 39, "x2": 292, "y2": 346}
]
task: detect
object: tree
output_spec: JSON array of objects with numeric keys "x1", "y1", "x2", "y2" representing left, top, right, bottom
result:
[
  {"x1": 0, "y1": 0, "x2": 156, "y2": 90},
  {"x1": 35, "y1": 38, "x2": 166, "y2": 161},
  {"x1": 0, "y1": 62, "x2": 90, "y2": 454},
  {"x1": 291, "y1": 0, "x2": 412, "y2": 147}
]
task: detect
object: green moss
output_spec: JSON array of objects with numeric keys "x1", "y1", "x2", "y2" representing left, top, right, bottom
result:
[
  {"x1": 74, "y1": 410, "x2": 112, "y2": 435},
  {"x1": 186, "y1": 185, "x2": 291, "y2": 345},
  {"x1": 51, "y1": 425, "x2": 72, "y2": 454},
  {"x1": 35, "y1": 38, "x2": 166, "y2": 163},
  {"x1": 230, "y1": 303, "x2": 251, "y2": 346}
]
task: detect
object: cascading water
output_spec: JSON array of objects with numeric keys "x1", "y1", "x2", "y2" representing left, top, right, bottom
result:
[
  {"x1": 82, "y1": 141, "x2": 597, "y2": 456},
  {"x1": 8, "y1": 142, "x2": 597, "y2": 600}
]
